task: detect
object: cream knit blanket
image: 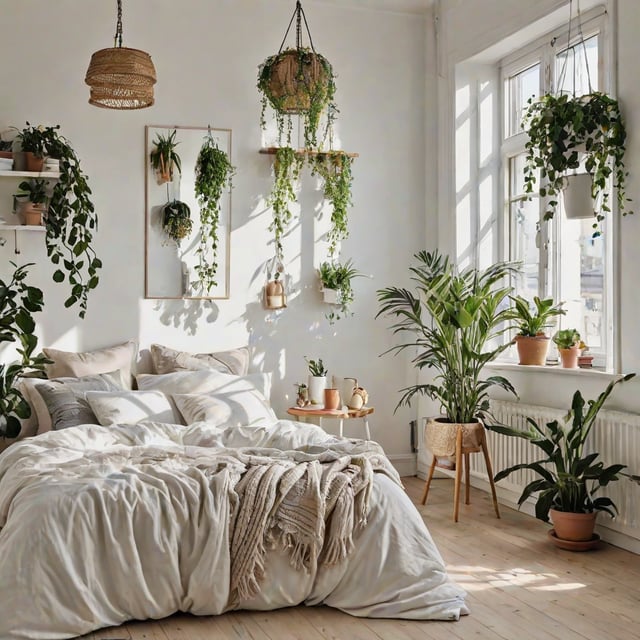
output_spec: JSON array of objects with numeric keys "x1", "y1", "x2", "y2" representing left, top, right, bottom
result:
[{"x1": 228, "y1": 445, "x2": 401, "y2": 603}]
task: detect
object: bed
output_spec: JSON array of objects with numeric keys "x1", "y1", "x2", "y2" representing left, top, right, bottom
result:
[{"x1": 0, "y1": 344, "x2": 467, "y2": 639}]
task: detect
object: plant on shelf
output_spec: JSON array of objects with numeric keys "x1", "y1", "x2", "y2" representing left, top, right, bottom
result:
[
  {"x1": 16, "y1": 178, "x2": 49, "y2": 226},
  {"x1": 305, "y1": 356, "x2": 327, "y2": 406},
  {"x1": 149, "y1": 129, "x2": 182, "y2": 184},
  {"x1": 310, "y1": 152, "x2": 354, "y2": 258},
  {"x1": 487, "y1": 374, "x2": 635, "y2": 545},
  {"x1": 0, "y1": 263, "x2": 50, "y2": 439},
  {"x1": 522, "y1": 92, "x2": 632, "y2": 237},
  {"x1": 268, "y1": 147, "x2": 303, "y2": 263},
  {"x1": 318, "y1": 258, "x2": 363, "y2": 323},
  {"x1": 553, "y1": 328, "x2": 582, "y2": 369},
  {"x1": 257, "y1": 2, "x2": 337, "y2": 148},
  {"x1": 193, "y1": 131, "x2": 235, "y2": 294},
  {"x1": 15, "y1": 122, "x2": 58, "y2": 171},
  {"x1": 511, "y1": 295, "x2": 565, "y2": 366},
  {"x1": 162, "y1": 199, "x2": 192, "y2": 244}
]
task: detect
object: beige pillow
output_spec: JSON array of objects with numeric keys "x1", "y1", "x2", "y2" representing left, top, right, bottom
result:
[
  {"x1": 86, "y1": 390, "x2": 180, "y2": 426},
  {"x1": 150, "y1": 344, "x2": 249, "y2": 376},
  {"x1": 43, "y1": 340, "x2": 138, "y2": 389},
  {"x1": 20, "y1": 378, "x2": 55, "y2": 434}
]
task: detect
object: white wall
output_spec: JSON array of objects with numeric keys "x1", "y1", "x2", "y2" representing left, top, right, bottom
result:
[
  {"x1": 435, "y1": 0, "x2": 640, "y2": 416},
  {"x1": 0, "y1": 0, "x2": 431, "y2": 457}
]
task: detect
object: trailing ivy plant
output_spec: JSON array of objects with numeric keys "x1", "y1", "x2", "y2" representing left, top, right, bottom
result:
[
  {"x1": 268, "y1": 147, "x2": 303, "y2": 262},
  {"x1": 0, "y1": 263, "x2": 50, "y2": 439},
  {"x1": 522, "y1": 92, "x2": 632, "y2": 237},
  {"x1": 318, "y1": 258, "x2": 363, "y2": 323},
  {"x1": 310, "y1": 151, "x2": 353, "y2": 258},
  {"x1": 258, "y1": 48, "x2": 337, "y2": 149},
  {"x1": 193, "y1": 132, "x2": 235, "y2": 294}
]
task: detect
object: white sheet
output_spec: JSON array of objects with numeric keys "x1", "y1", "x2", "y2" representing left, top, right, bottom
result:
[{"x1": 0, "y1": 420, "x2": 467, "y2": 639}]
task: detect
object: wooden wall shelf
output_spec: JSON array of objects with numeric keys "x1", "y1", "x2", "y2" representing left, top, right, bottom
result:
[{"x1": 259, "y1": 147, "x2": 359, "y2": 158}]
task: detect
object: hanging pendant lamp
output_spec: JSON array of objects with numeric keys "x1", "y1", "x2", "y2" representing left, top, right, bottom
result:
[{"x1": 85, "y1": 0, "x2": 156, "y2": 110}]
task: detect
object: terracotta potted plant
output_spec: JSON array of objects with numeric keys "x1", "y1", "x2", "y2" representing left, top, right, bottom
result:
[
  {"x1": 15, "y1": 178, "x2": 49, "y2": 226},
  {"x1": 511, "y1": 296, "x2": 565, "y2": 365},
  {"x1": 488, "y1": 374, "x2": 634, "y2": 548},
  {"x1": 553, "y1": 328, "x2": 582, "y2": 368}
]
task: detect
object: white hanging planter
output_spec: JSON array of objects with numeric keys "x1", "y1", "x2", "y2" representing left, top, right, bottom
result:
[
  {"x1": 322, "y1": 287, "x2": 341, "y2": 305},
  {"x1": 562, "y1": 173, "x2": 595, "y2": 220}
]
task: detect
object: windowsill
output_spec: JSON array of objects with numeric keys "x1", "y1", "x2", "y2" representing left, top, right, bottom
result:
[{"x1": 486, "y1": 361, "x2": 619, "y2": 381}]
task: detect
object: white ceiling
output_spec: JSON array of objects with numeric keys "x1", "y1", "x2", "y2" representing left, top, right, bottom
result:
[{"x1": 312, "y1": 0, "x2": 433, "y2": 15}]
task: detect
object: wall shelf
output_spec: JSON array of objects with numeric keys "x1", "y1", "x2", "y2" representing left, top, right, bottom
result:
[
  {"x1": 0, "y1": 170, "x2": 60, "y2": 178},
  {"x1": 259, "y1": 147, "x2": 359, "y2": 158},
  {"x1": 0, "y1": 223, "x2": 46, "y2": 254}
]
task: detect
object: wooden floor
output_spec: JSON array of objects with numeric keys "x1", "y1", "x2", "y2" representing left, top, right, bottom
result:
[{"x1": 81, "y1": 476, "x2": 640, "y2": 640}]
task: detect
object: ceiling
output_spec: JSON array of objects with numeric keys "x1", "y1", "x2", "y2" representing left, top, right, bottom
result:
[{"x1": 312, "y1": 0, "x2": 433, "y2": 15}]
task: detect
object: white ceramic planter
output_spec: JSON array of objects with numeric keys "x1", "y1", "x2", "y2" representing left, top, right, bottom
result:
[
  {"x1": 307, "y1": 375, "x2": 327, "y2": 405},
  {"x1": 562, "y1": 173, "x2": 595, "y2": 220},
  {"x1": 323, "y1": 288, "x2": 341, "y2": 305}
]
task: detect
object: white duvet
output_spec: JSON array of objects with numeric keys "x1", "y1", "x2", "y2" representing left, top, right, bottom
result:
[{"x1": 0, "y1": 420, "x2": 467, "y2": 639}]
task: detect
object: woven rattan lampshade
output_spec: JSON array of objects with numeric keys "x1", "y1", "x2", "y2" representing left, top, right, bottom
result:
[
  {"x1": 85, "y1": 47, "x2": 156, "y2": 109},
  {"x1": 85, "y1": 0, "x2": 156, "y2": 110}
]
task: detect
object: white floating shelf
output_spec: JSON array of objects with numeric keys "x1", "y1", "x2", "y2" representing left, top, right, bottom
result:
[
  {"x1": 0, "y1": 170, "x2": 60, "y2": 178},
  {"x1": 0, "y1": 224, "x2": 46, "y2": 231}
]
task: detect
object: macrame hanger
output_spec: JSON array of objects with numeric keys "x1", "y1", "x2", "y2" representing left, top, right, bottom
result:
[{"x1": 277, "y1": 1, "x2": 317, "y2": 54}]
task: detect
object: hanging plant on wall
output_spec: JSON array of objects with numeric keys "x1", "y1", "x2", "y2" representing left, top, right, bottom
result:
[
  {"x1": 149, "y1": 129, "x2": 182, "y2": 184},
  {"x1": 162, "y1": 199, "x2": 192, "y2": 244},
  {"x1": 268, "y1": 146, "x2": 304, "y2": 263},
  {"x1": 193, "y1": 130, "x2": 235, "y2": 294},
  {"x1": 15, "y1": 123, "x2": 101, "y2": 318},
  {"x1": 318, "y1": 258, "x2": 364, "y2": 324},
  {"x1": 257, "y1": 1, "x2": 337, "y2": 148},
  {"x1": 310, "y1": 151, "x2": 354, "y2": 258}
]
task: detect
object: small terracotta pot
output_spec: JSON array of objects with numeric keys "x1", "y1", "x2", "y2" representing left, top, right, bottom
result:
[
  {"x1": 25, "y1": 152, "x2": 45, "y2": 172},
  {"x1": 515, "y1": 334, "x2": 550, "y2": 366},
  {"x1": 559, "y1": 345, "x2": 581, "y2": 369},
  {"x1": 22, "y1": 202, "x2": 45, "y2": 226},
  {"x1": 550, "y1": 509, "x2": 596, "y2": 542},
  {"x1": 324, "y1": 388, "x2": 340, "y2": 411}
]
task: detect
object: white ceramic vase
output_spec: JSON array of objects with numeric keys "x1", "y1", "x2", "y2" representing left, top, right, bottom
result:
[{"x1": 308, "y1": 375, "x2": 327, "y2": 405}]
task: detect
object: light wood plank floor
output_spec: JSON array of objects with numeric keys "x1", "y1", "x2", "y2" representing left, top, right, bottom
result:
[{"x1": 81, "y1": 476, "x2": 640, "y2": 640}]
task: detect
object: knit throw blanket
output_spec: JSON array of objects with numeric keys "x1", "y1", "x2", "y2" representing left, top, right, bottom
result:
[{"x1": 228, "y1": 445, "x2": 401, "y2": 603}]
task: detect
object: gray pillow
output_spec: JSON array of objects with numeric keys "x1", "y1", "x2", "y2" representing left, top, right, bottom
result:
[
  {"x1": 150, "y1": 344, "x2": 249, "y2": 376},
  {"x1": 35, "y1": 371, "x2": 124, "y2": 430}
]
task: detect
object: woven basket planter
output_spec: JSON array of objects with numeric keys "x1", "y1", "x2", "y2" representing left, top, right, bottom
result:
[
  {"x1": 425, "y1": 417, "x2": 484, "y2": 462},
  {"x1": 262, "y1": 49, "x2": 330, "y2": 114}
]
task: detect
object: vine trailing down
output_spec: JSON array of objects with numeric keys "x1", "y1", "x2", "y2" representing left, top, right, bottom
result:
[{"x1": 193, "y1": 131, "x2": 235, "y2": 294}]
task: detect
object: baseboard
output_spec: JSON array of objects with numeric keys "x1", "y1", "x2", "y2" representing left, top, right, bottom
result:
[{"x1": 388, "y1": 453, "x2": 417, "y2": 477}]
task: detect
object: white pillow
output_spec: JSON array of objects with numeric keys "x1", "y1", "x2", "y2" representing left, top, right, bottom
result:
[
  {"x1": 136, "y1": 370, "x2": 273, "y2": 403},
  {"x1": 150, "y1": 344, "x2": 250, "y2": 376},
  {"x1": 85, "y1": 390, "x2": 179, "y2": 426},
  {"x1": 43, "y1": 340, "x2": 138, "y2": 389},
  {"x1": 172, "y1": 389, "x2": 277, "y2": 427}
]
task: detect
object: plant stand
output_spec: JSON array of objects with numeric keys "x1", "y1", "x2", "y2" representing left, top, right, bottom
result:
[{"x1": 421, "y1": 419, "x2": 501, "y2": 523}]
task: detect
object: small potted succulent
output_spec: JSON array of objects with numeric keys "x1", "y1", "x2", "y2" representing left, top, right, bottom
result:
[
  {"x1": 511, "y1": 296, "x2": 565, "y2": 366},
  {"x1": 149, "y1": 129, "x2": 182, "y2": 184},
  {"x1": 305, "y1": 356, "x2": 328, "y2": 405},
  {"x1": 553, "y1": 328, "x2": 582, "y2": 368}
]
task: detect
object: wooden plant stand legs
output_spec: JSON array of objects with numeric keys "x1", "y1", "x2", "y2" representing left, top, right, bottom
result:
[
  {"x1": 420, "y1": 455, "x2": 438, "y2": 505},
  {"x1": 453, "y1": 428, "x2": 464, "y2": 522},
  {"x1": 481, "y1": 431, "x2": 501, "y2": 519}
]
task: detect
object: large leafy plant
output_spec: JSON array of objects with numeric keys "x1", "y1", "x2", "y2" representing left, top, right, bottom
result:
[
  {"x1": 376, "y1": 250, "x2": 519, "y2": 423},
  {"x1": 487, "y1": 374, "x2": 634, "y2": 521},
  {"x1": 0, "y1": 263, "x2": 49, "y2": 438},
  {"x1": 193, "y1": 133, "x2": 235, "y2": 294},
  {"x1": 522, "y1": 92, "x2": 632, "y2": 237}
]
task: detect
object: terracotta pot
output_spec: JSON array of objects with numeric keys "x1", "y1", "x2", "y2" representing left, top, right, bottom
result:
[
  {"x1": 25, "y1": 152, "x2": 45, "y2": 172},
  {"x1": 559, "y1": 345, "x2": 581, "y2": 369},
  {"x1": 515, "y1": 334, "x2": 550, "y2": 366},
  {"x1": 550, "y1": 509, "x2": 597, "y2": 542},
  {"x1": 22, "y1": 203, "x2": 44, "y2": 226},
  {"x1": 324, "y1": 388, "x2": 340, "y2": 411}
]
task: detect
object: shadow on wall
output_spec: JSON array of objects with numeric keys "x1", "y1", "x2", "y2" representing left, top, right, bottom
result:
[{"x1": 154, "y1": 299, "x2": 220, "y2": 337}]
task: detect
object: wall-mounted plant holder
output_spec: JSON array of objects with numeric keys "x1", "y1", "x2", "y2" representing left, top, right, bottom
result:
[
  {"x1": 322, "y1": 287, "x2": 340, "y2": 305},
  {"x1": 264, "y1": 279, "x2": 287, "y2": 309}
]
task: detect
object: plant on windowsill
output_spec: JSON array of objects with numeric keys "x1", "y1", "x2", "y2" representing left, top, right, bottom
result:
[
  {"x1": 15, "y1": 178, "x2": 49, "y2": 226},
  {"x1": 149, "y1": 129, "x2": 182, "y2": 184},
  {"x1": 0, "y1": 263, "x2": 50, "y2": 439},
  {"x1": 318, "y1": 258, "x2": 364, "y2": 324},
  {"x1": 553, "y1": 328, "x2": 582, "y2": 369},
  {"x1": 376, "y1": 250, "x2": 519, "y2": 499},
  {"x1": 193, "y1": 131, "x2": 235, "y2": 294},
  {"x1": 510, "y1": 295, "x2": 565, "y2": 366},
  {"x1": 522, "y1": 91, "x2": 633, "y2": 237},
  {"x1": 487, "y1": 374, "x2": 635, "y2": 547}
]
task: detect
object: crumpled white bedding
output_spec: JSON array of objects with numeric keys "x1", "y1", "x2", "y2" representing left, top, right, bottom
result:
[{"x1": 0, "y1": 420, "x2": 467, "y2": 639}]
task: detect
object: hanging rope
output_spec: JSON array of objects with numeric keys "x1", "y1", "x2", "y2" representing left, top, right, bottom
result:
[
  {"x1": 113, "y1": 0, "x2": 123, "y2": 48},
  {"x1": 278, "y1": 1, "x2": 317, "y2": 54},
  {"x1": 556, "y1": 0, "x2": 593, "y2": 97}
]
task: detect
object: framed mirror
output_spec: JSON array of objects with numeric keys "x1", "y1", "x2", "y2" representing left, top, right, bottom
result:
[{"x1": 144, "y1": 125, "x2": 232, "y2": 299}]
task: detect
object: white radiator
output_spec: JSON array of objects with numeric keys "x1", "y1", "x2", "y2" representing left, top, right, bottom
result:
[{"x1": 473, "y1": 400, "x2": 640, "y2": 547}]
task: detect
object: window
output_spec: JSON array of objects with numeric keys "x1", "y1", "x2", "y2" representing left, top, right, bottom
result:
[{"x1": 500, "y1": 13, "x2": 611, "y2": 369}]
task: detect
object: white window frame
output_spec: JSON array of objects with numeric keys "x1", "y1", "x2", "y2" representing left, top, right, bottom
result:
[{"x1": 499, "y1": 9, "x2": 613, "y2": 370}]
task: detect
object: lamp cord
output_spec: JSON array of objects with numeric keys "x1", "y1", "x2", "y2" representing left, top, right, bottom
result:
[{"x1": 114, "y1": 0, "x2": 123, "y2": 48}]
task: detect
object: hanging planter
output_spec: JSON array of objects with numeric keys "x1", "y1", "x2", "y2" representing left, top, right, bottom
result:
[
  {"x1": 263, "y1": 257, "x2": 287, "y2": 310},
  {"x1": 562, "y1": 173, "x2": 595, "y2": 220},
  {"x1": 257, "y1": 1, "x2": 337, "y2": 148},
  {"x1": 149, "y1": 130, "x2": 182, "y2": 185},
  {"x1": 162, "y1": 199, "x2": 192, "y2": 244}
]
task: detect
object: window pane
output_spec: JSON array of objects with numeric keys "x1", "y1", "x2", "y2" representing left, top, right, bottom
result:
[
  {"x1": 556, "y1": 34, "x2": 599, "y2": 96},
  {"x1": 505, "y1": 63, "x2": 540, "y2": 138},
  {"x1": 511, "y1": 198, "x2": 540, "y2": 299}
]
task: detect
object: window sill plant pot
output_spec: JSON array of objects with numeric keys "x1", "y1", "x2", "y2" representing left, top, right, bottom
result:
[
  {"x1": 514, "y1": 334, "x2": 550, "y2": 366},
  {"x1": 562, "y1": 173, "x2": 595, "y2": 220},
  {"x1": 553, "y1": 329, "x2": 582, "y2": 368},
  {"x1": 559, "y1": 345, "x2": 581, "y2": 368}
]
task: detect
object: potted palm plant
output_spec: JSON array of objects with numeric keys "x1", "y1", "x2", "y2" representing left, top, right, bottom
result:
[
  {"x1": 523, "y1": 92, "x2": 633, "y2": 237},
  {"x1": 487, "y1": 374, "x2": 634, "y2": 548},
  {"x1": 149, "y1": 129, "x2": 182, "y2": 184},
  {"x1": 511, "y1": 296, "x2": 565, "y2": 366}
]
